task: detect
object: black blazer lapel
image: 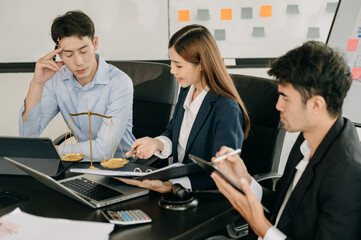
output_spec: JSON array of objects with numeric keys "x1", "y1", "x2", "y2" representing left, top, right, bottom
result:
[
  {"x1": 184, "y1": 92, "x2": 219, "y2": 156},
  {"x1": 272, "y1": 135, "x2": 304, "y2": 223},
  {"x1": 171, "y1": 88, "x2": 188, "y2": 163},
  {"x1": 277, "y1": 117, "x2": 345, "y2": 229}
]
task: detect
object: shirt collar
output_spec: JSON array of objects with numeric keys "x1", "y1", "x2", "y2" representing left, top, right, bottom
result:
[
  {"x1": 297, "y1": 140, "x2": 311, "y2": 171},
  {"x1": 92, "y1": 54, "x2": 110, "y2": 85},
  {"x1": 183, "y1": 85, "x2": 209, "y2": 115},
  {"x1": 61, "y1": 54, "x2": 110, "y2": 88}
]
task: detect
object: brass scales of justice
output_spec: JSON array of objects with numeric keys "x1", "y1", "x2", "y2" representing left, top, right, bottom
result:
[{"x1": 60, "y1": 110, "x2": 129, "y2": 169}]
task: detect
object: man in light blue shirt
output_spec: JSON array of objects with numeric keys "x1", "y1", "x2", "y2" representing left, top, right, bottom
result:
[{"x1": 19, "y1": 10, "x2": 135, "y2": 161}]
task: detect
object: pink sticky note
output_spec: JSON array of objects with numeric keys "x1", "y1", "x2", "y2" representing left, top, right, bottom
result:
[
  {"x1": 346, "y1": 39, "x2": 359, "y2": 51},
  {"x1": 0, "y1": 219, "x2": 21, "y2": 237},
  {"x1": 352, "y1": 67, "x2": 361, "y2": 80}
]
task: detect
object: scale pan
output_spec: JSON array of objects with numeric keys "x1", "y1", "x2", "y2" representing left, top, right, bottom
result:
[
  {"x1": 101, "y1": 158, "x2": 128, "y2": 169},
  {"x1": 60, "y1": 153, "x2": 85, "y2": 162}
]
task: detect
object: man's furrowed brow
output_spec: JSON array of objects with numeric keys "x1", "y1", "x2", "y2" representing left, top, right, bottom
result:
[{"x1": 62, "y1": 44, "x2": 89, "y2": 52}]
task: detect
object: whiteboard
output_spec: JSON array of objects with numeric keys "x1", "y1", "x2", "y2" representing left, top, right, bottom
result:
[
  {"x1": 327, "y1": 0, "x2": 361, "y2": 124},
  {"x1": 0, "y1": 0, "x2": 169, "y2": 62},
  {"x1": 169, "y1": 0, "x2": 338, "y2": 59},
  {"x1": 0, "y1": 0, "x2": 340, "y2": 63}
]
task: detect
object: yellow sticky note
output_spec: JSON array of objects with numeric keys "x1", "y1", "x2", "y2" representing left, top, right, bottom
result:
[
  {"x1": 221, "y1": 8, "x2": 232, "y2": 20},
  {"x1": 178, "y1": 10, "x2": 190, "y2": 22},
  {"x1": 260, "y1": 6, "x2": 272, "y2": 17}
]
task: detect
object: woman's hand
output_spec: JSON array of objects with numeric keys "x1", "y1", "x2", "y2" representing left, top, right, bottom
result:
[
  {"x1": 115, "y1": 177, "x2": 172, "y2": 193},
  {"x1": 126, "y1": 137, "x2": 164, "y2": 159}
]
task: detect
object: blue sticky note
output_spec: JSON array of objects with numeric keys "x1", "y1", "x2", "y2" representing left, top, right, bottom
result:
[
  {"x1": 197, "y1": 9, "x2": 210, "y2": 20},
  {"x1": 241, "y1": 7, "x2": 253, "y2": 19},
  {"x1": 326, "y1": 2, "x2": 338, "y2": 13},
  {"x1": 287, "y1": 5, "x2": 299, "y2": 14},
  {"x1": 252, "y1": 27, "x2": 265, "y2": 37},
  {"x1": 307, "y1": 27, "x2": 320, "y2": 39},
  {"x1": 214, "y1": 29, "x2": 226, "y2": 41},
  {"x1": 356, "y1": 55, "x2": 361, "y2": 67}
]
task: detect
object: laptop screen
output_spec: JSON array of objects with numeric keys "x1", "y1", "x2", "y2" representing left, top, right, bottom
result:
[{"x1": 0, "y1": 136, "x2": 65, "y2": 177}]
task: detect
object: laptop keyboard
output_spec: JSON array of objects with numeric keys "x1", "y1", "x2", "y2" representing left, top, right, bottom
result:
[{"x1": 61, "y1": 177, "x2": 122, "y2": 201}]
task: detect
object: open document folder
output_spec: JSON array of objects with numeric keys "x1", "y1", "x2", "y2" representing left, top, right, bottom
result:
[
  {"x1": 70, "y1": 162, "x2": 202, "y2": 181},
  {"x1": 0, "y1": 208, "x2": 114, "y2": 240}
]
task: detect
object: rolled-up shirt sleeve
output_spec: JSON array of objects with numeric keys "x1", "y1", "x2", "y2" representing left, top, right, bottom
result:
[
  {"x1": 154, "y1": 135, "x2": 172, "y2": 159},
  {"x1": 19, "y1": 103, "x2": 42, "y2": 136},
  {"x1": 19, "y1": 80, "x2": 59, "y2": 137}
]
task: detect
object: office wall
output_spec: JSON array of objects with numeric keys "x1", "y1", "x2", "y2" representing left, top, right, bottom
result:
[
  {"x1": 0, "y1": 73, "x2": 66, "y2": 138},
  {"x1": 0, "y1": 0, "x2": 169, "y2": 62}
]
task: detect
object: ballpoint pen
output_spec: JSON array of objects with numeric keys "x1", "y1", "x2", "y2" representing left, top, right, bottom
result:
[
  {"x1": 53, "y1": 37, "x2": 59, "y2": 62},
  {"x1": 131, "y1": 148, "x2": 139, "y2": 162},
  {"x1": 213, "y1": 148, "x2": 242, "y2": 163}
]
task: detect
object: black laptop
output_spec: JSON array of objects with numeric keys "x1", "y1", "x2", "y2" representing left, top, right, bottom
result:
[
  {"x1": 0, "y1": 136, "x2": 67, "y2": 177},
  {"x1": 4, "y1": 156, "x2": 149, "y2": 208}
]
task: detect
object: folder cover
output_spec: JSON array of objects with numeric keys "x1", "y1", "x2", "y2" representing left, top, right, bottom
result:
[{"x1": 136, "y1": 163, "x2": 202, "y2": 181}]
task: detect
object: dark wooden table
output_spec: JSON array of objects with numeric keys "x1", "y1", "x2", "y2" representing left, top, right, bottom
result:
[{"x1": 0, "y1": 164, "x2": 239, "y2": 240}]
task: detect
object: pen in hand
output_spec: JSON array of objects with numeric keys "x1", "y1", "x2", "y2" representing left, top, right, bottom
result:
[
  {"x1": 53, "y1": 37, "x2": 59, "y2": 62},
  {"x1": 131, "y1": 148, "x2": 139, "y2": 162},
  {"x1": 213, "y1": 148, "x2": 242, "y2": 163}
]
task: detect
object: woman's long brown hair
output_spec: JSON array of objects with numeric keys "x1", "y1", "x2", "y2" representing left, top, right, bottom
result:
[{"x1": 169, "y1": 24, "x2": 250, "y2": 138}]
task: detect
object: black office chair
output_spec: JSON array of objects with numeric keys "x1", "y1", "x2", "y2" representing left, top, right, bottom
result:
[
  {"x1": 231, "y1": 74, "x2": 285, "y2": 183},
  {"x1": 109, "y1": 61, "x2": 178, "y2": 139},
  {"x1": 54, "y1": 61, "x2": 178, "y2": 152},
  {"x1": 221, "y1": 74, "x2": 286, "y2": 239}
]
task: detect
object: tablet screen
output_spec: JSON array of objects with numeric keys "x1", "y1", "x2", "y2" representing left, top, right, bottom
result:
[
  {"x1": 188, "y1": 154, "x2": 244, "y2": 194},
  {"x1": 0, "y1": 137, "x2": 66, "y2": 177}
]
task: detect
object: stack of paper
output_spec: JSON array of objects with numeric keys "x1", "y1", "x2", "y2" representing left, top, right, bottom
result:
[
  {"x1": 70, "y1": 162, "x2": 185, "y2": 177},
  {"x1": 0, "y1": 208, "x2": 114, "y2": 240}
]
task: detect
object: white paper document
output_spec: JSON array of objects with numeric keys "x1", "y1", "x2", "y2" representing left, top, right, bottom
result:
[
  {"x1": 70, "y1": 162, "x2": 185, "y2": 177},
  {"x1": 0, "y1": 208, "x2": 114, "y2": 240}
]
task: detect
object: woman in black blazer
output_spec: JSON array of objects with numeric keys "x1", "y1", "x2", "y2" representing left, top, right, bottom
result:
[{"x1": 121, "y1": 24, "x2": 250, "y2": 192}]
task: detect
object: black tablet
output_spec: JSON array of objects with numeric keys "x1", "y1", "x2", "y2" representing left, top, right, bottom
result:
[
  {"x1": 0, "y1": 136, "x2": 67, "y2": 177},
  {"x1": 188, "y1": 154, "x2": 244, "y2": 194}
]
